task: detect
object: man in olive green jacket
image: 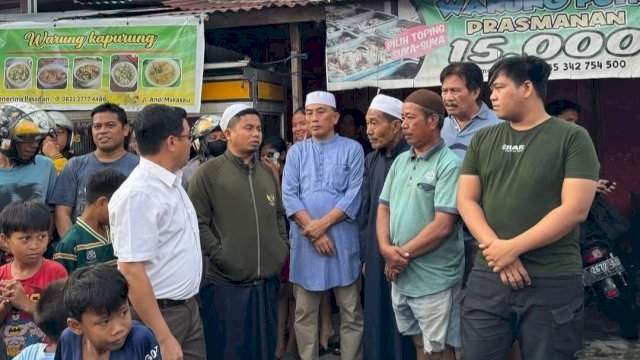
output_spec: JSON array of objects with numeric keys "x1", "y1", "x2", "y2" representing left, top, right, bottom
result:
[{"x1": 188, "y1": 104, "x2": 289, "y2": 360}]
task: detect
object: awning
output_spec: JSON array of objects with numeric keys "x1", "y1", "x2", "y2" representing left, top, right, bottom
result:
[{"x1": 160, "y1": 0, "x2": 330, "y2": 12}]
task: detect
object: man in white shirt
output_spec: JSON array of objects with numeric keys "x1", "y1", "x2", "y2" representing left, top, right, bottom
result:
[{"x1": 109, "y1": 104, "x2": 205, "y2": 360}]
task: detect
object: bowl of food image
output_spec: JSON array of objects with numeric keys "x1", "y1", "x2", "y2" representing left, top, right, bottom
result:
[
  {"x1": 145, "y1": 59, "x2": 180, "y2": 87},
  {"x1": 74, "y1": 61, "x2": 102, "y2": 88},
  {"x1": 111, "y1": 61, "x2": 138, "y2": 88},
  {"x1": 6, "y1": 61, "x2": 32, "y2": 89},
  {"x1": 37, "y1": 63, "x2": 68, "y2": 89}
]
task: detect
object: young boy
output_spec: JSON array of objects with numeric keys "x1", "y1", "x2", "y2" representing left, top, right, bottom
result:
[
  {"x1": 0, "y1": 200, "x2": 68, "y2": 358},
  {"x1": 54, "y1": 169, "x2": 126, "y2": 273},
  {"x1": 14, "y1": 280, "x2": 67, "y2": 360},
  {"x1": 55, "y1": 264, "x2": 161, "y2": 360}
]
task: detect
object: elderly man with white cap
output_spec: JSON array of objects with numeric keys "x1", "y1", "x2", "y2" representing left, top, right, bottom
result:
[
  {"x1": 377, "y1": 89, "x2": 464, "y2": 360},
  {"x1": 359, "y1": 94, "x2": 416, "y2": 360},
  {"x1": 282, "y1": 91, "x2": 365, "y2": 360},
  {"x1": 188, "y1": 103, "x2": 289, "y2": 360}
]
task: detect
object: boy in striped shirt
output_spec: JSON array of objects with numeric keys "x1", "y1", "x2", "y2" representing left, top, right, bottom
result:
[{"x1": 54, "y1": 169, "x2": 126, "y2": 273}]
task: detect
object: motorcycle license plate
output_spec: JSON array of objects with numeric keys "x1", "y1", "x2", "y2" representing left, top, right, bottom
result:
[{"x1": 583, "y1": 256, "x2": 625, "y2": 285}]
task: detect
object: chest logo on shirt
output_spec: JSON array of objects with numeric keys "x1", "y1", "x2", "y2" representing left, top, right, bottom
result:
[
  {"x1": 266, "y1": 194, "x2": 276, "y2": 207},
  {"x1": 502, "y1": 144, "x2": 525, "y2": 153},
  {"x1": 86, "y1": 250, "x2": 97, "y2": 261},
  {"x1": 424, "y1": 170, "x2": 436, "y2": 183}
]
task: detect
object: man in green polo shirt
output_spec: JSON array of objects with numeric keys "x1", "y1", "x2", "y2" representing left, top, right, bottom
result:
[
  {"x1": 458, "y1": 56, "x2": 599, "y2": 359},
  {"x1": 377, "y1": 89, "x2": 463, "y2": 360},
  {"x1": 54, "y1": 168, "x2": 126, "y2": 273}
]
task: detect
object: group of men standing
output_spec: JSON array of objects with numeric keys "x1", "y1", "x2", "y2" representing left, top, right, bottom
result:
[
  {"x1": 0, "y1": 54, "x2": 600, "y2": 360},
  {"x1": 116, "y1": 55, "x2": 598, "y2": 360}
]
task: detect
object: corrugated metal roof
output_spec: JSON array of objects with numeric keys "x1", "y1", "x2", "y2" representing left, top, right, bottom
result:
[{"x1": 160, "y1": 0, "x2": 336, "y2": 12}]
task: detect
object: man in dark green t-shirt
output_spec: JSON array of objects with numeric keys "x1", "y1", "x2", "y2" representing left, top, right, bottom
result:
[{"x1": 458, "y1": 56, "x2": 599, "y2": 359}]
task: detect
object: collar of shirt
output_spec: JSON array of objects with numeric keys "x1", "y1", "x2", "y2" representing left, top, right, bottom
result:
[
  {"x1": 450, "y1": 102, "x2": 491, "y2": 131},
  {"x1": 139, "y1": 157, "x2": 182, "y2": 188},
  {"x1": 381, "y1": 137, "x2": 409, "y2": 159},
  {"x1": 225, "y1": 150, "x2": 256, "y2": 170},
  {"x1": 409, "y1": 139, "x2": 445, "y2": 161},
  {"x1": 311, "y1": 133, "x2": 340, "y2": 146}
]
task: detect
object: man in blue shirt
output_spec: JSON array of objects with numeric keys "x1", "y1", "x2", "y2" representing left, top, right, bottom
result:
[
  {"x1": 50, "y1": 103, "x2": 138, "y2": 237},
  {"x1": 283, "y1": 91, "x2": 364, "y2": 360},
  {"x1": 0, "y1": 103, "x2": 57, "y2": 212},
  {"x1": 440, "y1": 62, "x2": 503, "y2": 287}
]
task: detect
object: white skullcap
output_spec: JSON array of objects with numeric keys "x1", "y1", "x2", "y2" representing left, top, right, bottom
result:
[
  {"x1": 368, "y1": 94, "x2": 403, "y2": 120},
  {"x1": 220, "y1": 104, "x2": 251, "y2": 131},
  {"x1": 305, "y1": 91, "x2": 336, "y2": 108}
]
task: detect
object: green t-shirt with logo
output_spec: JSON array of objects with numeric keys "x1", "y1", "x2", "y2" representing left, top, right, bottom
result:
[
  {"x1": 461, "y1": 117, "x2": 600, "y2": 277},
  {"x1": 54, "y1": 219, "x2": 117, "y2": 273},
  {"x1": 380, "y1": 141, "x2": 464, "y2": 297}
]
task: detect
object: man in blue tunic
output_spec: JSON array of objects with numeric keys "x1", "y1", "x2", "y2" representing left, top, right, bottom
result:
[{"x1": 283, "y1": 91, "x2": 364, "y2": 360}]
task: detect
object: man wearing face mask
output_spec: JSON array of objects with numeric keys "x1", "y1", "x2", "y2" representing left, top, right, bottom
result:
[{"x1": 182, "y1": 114, "x2": 227, "y2": 188}]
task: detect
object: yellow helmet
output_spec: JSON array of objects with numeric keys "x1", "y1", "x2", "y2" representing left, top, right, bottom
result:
[{"x1": 0, "y1": 102, "x2": 55, "y2": 164}]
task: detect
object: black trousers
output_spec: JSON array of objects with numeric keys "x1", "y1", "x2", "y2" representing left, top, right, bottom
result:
[
  {"x1": 200, "y1": 276, "x2": 280, "y2": 360},
  {"x1": 461, "y1": 269, "x2": 584, "y2": 360}
]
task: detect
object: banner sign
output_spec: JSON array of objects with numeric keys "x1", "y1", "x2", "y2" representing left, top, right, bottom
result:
[
  {"x1": 326, "y1": 0, "x2": 640, "y2": 90},
  {"x1": 0, "y1": 16, "x2": 205, "y2": 112}
]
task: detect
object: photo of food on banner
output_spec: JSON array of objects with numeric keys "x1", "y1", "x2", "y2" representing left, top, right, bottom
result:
[
  {"x1": 37, "y1": 57, "x2": 68, "y2": 90},
  {"x1": 73, "y1": 56, "x2": 103, "y2": 90},
  {"x1": 325, "y1": 4, "x2": 433, "y2": 82},
  {"x1": 141, "y1": 58, "x2": 182, "y2": 88},
  {"x1": 110, "y1": 54, "x2": 138, "y2": 92},
  {"x1": 4, "y1": 57, "x2": 32, "y2": 90}
]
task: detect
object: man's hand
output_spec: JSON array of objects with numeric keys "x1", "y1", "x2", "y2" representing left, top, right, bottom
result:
[
  {"x1": 302, "y1": 219, "x2": 329, "y2": 241},
  {"x1": 380, "y1": 245, "x2": 410, "y2": 272},
  {"x1": 384, "y1": 263, "x2": 403, "y2": 282},
  {"x1": 158, "y1": 335, "x2": 183, "y2": 360},
  {"x1": 498, "y1": 258, "x2": 531, "y2": 289},
  {"x1": 313, "y1": 234, "x2": 336, "y2": 256},
  {"x1": 596, "y1": 179, "x2": 616, "y2": 194},
  {"x1": 480, "y1": 239, "x2": 519, "y2": 273},
  {"x1": 42, "y1": 138, "x2": 61, "y2": 158}
]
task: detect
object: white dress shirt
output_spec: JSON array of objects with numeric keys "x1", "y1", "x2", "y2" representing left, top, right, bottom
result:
[{"x1": 110, "y1": 157, "x2": 202, "y2": 300}]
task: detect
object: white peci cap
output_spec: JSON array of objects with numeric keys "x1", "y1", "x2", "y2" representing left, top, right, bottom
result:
[
  {"x1": 368, "y1": 94, "x2": 403, "y2": 120},
  {"x1": 220, "y1": 104, "x2": 251, "y2": 131},
  {"x1": 305, "y1": 91, "x2": 336, "y2": 108}
]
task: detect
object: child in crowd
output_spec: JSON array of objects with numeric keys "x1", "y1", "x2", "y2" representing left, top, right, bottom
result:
[
  {"x1": 54, "y1": 169, "x2": 126, "y2": 273},
  {"x1": 0, "y1": 200, "x2": 68, "y2": 358},
  {"x1": 55, "y1": 264, "x2": 161, "y2": 360},
  {"x1": 14, "y1": 280, "x2": 67, "y2": 360}
]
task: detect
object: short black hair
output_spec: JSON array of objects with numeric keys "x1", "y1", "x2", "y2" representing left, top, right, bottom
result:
[
  {"x1": 261, "y1": 135, "x2": 287, "y2": 153},
  {"x1": 85, "y1": 169, "x2": 127, "y2": 205},
  {"x1": 91, "y1": 103, "x2": 128, "y2": 126},
  {"x1": 546, "y1": 99, "x2": 582, "y2": 116},
  {"x1": 488, "y1": 55, "x2": 552, "y2": 101},
  {"x1": 227, "y1": 109, "x2": 261, "y2": 130},
  {"x1": 293, "y1": 106, "x2": 305, "y2": 116},
  {"x1": 440, "y1": 62, "x2": 484, "y2": 94},
  {"x1": 133, "y1": 104, "x2": 187, "y2": 155},
  {"x1": 340, "y1": 109, "x2": 365, "y2": 127},
  {"x1": 35, "y1": 280, "x2": 67, "y2": 342},
  {"x1": 0, "y1": 199, "x2": 50, "y2": 237},
  {"x1": 63, "y1": 264, "x2": 128, "y2": 321}
]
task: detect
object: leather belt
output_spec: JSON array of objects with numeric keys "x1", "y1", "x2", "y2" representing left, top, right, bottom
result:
[{"x1": 157, "y1": 298, "x2": 188, "y2": 309}]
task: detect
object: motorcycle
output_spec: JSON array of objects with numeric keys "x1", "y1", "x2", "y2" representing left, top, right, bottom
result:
[{"x1": 580, "y1": 192, "x2": 638, "y2": 339}]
